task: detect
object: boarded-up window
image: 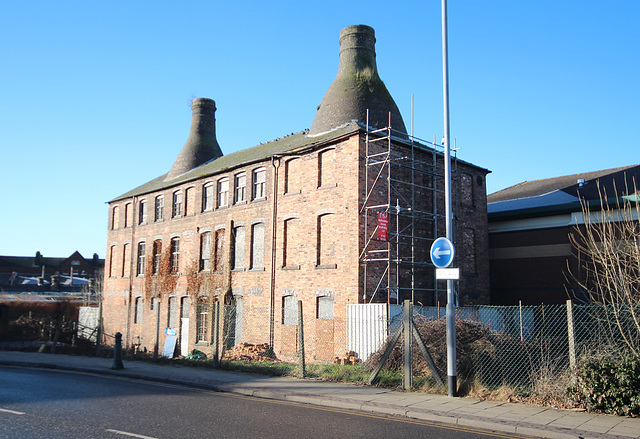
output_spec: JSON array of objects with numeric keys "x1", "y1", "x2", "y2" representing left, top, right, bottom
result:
[
  {"x1": 317, "y1": 296, "x2": 334, "y2": 319},
  {"x1": 122, "y1": 243, "x2": 130, "y2": 277},
  {"x1": 168, "y1": 296, "x2": 178, "y2": 329},
  {"x1": 200, "y1": 232, "x2": 212, "y2": 271},
  {"x1": 153, "y1": 240, "x2": 162, "y2": 275},
  {"x1": 109, "y1": 245, "x2": 116, "y2": 277},
  {"x1": 318, "y1": 148, "x2": 336, "y2": 188},
  {"x1": 251, "y1": 223, "x2": 265, "y2": 270},
  {"x1": 283, "y1": 218, "x2": 300, "y2": 268},
  {"x1": 111, "y1": 206, "x2": 120, "y2": 230},
  {"x1": 282, "y1": 295, "x2": 297, "y2": 325},
  {"x1": 185, "y1": 187, "x2": 195, "y2": 216},
  {"x1": 317, "y1": 213, "x2": 337, "y2": 267},
  {"x1": 214, "y1": 229, "x2": 225, "y2": 271},
  {"x1": 124, "y1": 203, "x2": 132, "y2": 228},
  {"x1": 285, "y1": 158, "x2": 301, "y2": 194},
  {"x1": 134, "y1": 297, "x2": 143, "y2": 324},
  {"x1": 232, "y1": 226, "x2": 245, "y2": 270}
]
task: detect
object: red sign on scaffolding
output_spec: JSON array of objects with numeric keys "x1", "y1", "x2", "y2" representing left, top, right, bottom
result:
[{"x1": 378, "y1": 211, "x2": 389, "y2": 242}]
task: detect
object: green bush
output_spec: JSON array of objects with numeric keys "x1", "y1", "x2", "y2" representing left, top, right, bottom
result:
[{"x1": 568, "y1": 354, "x2": 640, "y2": 416}]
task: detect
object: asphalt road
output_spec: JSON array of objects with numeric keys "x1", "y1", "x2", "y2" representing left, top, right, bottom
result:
[{"x1": 0, "y1": 366, "x2": 524, "y2": 439}]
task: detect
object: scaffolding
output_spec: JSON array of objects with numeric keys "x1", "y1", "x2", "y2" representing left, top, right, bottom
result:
[{"x1": 360, "y1": 117, "x2": 456, "y2": 305}]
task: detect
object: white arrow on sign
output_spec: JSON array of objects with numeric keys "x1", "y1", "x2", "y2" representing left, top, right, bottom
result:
[{"x1": 432, "y1": 247, "x2": 451, "y2": 259}]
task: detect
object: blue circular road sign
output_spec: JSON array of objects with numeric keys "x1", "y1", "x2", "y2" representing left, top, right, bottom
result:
[{"x1": 430, "y1": 237, "x2": 455, "y2": 268}]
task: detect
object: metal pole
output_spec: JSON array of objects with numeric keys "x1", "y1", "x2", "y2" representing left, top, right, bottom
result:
[{"x1": 442, "y1": 0, "x2": 457, "y2": 397}]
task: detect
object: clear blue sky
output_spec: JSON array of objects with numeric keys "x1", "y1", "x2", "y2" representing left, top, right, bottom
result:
[{"x1": 1, "y1": 1, "x2": 638, "y2": 259}]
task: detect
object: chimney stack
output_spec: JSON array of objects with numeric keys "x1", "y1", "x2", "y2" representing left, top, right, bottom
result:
[
  {"x1": 166, "y1": 98, "x2": 223, "y2": 180},
  {"x1": 309, "y1": 25, "x2": 407, "y2": 137}
]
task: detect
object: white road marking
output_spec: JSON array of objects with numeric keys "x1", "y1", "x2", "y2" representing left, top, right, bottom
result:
[
  {"x1": 106, "y1": 429, "x2": 159, "y2": 439},
  {"x1": 0, "y1": 407, "x2": 26, "y2": 415}
]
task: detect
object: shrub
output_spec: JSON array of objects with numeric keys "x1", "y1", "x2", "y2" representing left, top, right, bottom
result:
[{"x1": 568, "y1": 354, "x2": 640, "y2": 416}]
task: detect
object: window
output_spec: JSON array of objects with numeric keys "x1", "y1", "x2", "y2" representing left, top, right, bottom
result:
[
  {"x1": 155, "y1": 196, "x2": 164, "y2": 222},
  {"x1": 170, "y1": 237, "x2": 180, "y2": 274},
  {"x1": 214, "y1": 229, "x2": 225, "y2": 271},
  {"x1": 122, "y1": 243, "x2": 130, "y2": 277},
  {"x1": 124, "y1": 203, "x2": 132, "y2": 228},
  {"x1": 196, "y1": 304, "x2": 211, "y2": 343},
  {"x1": 231, "y1": 226, "x2": 245, "y2": 270},
  {"x1": 252, "y1": 168, "x2": 266, "y2": 200},
  {"x1": 285, "y1": 158, "x2": 300, "y2": 194},
  {"x1": 168, "y1": 296, "x2": 178, "y2": 329},
  {"x1": 138, "y1": 200, "x2": 147, "y2": 225},
  {"x1": 283, "y1": 217, "x2": 300, "y2": 268},
  {"x1": 234, "y1": 173, "x2": 246, "y2": 204},
  {"x1": 317, "y1": 213, "x2": 337, "y2": 268},
  {"x1": 217, "y1": 178, "x2": 229, "y2": 208},
  {"x1": 318, "y1": 148, "x2": 336, "y2": 188},
  {"x1": 185, "y1": 187, "x2": 195, "y2": 216},
  {"x1": 108, "y1": 245, "x2": 116, "y2": 277},
  {"x1": 152, "y1": 240, "x2": 162, "y2": 275},
  {"x1": 282, "y1": 295, "x2": 297, "y2": 325},
  {"x1": 250, "y1": 223, "x2": 265, "y2": 270},
  {"x1": 200, "y1": 232, "x2": 212, "y2": 271},
  {"x1": 202, "y1": 183, "x2": 214, "y2": 212},
  {"x1": 172, "y1": 191, "x2": 183, "y2": 218},
  {"x1": 317, "y1": 296, "x2": 334, "y2": 319},
  {"x1": 111, "y1": 206, "x2": 119, "y2": 230},
  {"x1": 136, "y1": 242, "x2": 146, "y2": 276}
]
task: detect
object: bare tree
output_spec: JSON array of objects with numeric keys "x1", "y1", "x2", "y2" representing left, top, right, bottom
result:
[{"x1": 569, "y1": 179, "x2": 640, "y2": 357}]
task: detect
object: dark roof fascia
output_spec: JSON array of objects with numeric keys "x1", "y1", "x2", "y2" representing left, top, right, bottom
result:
[
  {"x1": 109, "y1": 124, "x2": 364, "y2": 203},
  {"x1": 488, "y1": 196, "x2": 631, "y2": 222}
]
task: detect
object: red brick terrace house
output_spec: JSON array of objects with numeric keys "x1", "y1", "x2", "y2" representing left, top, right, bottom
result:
[{"x1": 102, "y1": 25, "x2": 490, "y2": 361}]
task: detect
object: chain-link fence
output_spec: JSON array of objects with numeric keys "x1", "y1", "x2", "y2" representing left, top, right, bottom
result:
[
  {"x1": 401, "y1": 302, "x2": 640, "y2": 393},
  {"x1": 194, "y1": 299, "x2": 638, "y2": 393}
]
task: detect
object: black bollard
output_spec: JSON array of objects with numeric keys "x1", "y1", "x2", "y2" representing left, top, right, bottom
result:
[{"x1": 112, "y1": 332, "x2": 124, "y2": 370}]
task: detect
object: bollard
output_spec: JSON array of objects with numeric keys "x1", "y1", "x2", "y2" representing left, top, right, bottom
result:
[{"x1": 112, "y1": 332, "x2": 124, "y2": 370}]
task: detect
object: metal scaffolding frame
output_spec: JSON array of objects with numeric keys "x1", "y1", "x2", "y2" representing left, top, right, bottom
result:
[{"x1": 360, "y1": 117, "x2": 456, "y2": 305}]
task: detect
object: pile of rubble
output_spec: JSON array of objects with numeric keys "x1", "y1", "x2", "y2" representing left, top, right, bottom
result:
[
  {"x1": 222, "y1": 342, "x2": 279, "y2": 362},
  {"x1": 334, "y1": 350, "x2": 359, "y2": 365}
]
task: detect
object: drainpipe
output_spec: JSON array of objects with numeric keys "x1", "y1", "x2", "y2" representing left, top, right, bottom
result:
[
  {"x1": 125, "y1": 196, "x2": 137, "y2": 348},
  {"x1": 269, "y1": 156, "x2": 281, "y2": 349}
]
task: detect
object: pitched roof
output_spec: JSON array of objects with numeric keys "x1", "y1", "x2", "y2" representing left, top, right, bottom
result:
[
  {"x1": 488, "y1": 164, "x2": 640, "y2": 220},
  {"x1": 111, "y1": 122, "x2": 364, "y2": 202}
]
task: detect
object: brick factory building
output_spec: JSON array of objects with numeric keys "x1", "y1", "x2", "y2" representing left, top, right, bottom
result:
[{"x1": 102, "y1": 25, "x2": 490, "y2": 361}]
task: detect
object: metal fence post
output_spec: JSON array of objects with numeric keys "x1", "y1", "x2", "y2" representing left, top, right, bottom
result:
[
  {"x1": 212, "y1": 302, "x2": 220, "y2": 367},
  {"x1": 566, "y1": 300, "x2": 576, "y2": 369},
  {"x1": 298, "y1": 300, "x2": 306, "y2": 378},
  {"x1": 403, "y1": 300, "x2": 413, "y2": 390}
]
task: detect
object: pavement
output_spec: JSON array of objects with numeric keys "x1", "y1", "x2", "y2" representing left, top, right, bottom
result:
[{"x1": 1, "y1": 351, "x2": 639, "y2": 439}]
